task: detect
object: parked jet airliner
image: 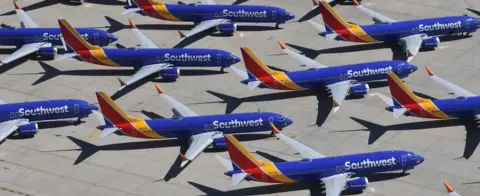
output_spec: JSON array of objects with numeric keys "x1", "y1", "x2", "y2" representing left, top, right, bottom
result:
[
  {"x1": 374, "y1": 66, "x2": 480, "y2": 120},
  {"x1": 92, "y1": 84, "x2": 292, "y2": 167},
  {"x1": 57, "y1": 18, "x2": 240, "y2": 90},
  {"x1": 309, "y1": 0, "x2": 480, "y2": 61},
  {"x1": 231, "y1": 43, "x2": 417, "y2": 112},
  {"x1": 0, "y1": 0, "x2": 116, "y2": 65},
  {"x1": 216, "y1": 124, "x2": 424, "y2": 196},
  {"x1": 122, "y1": 0, "x2": 295, "y2": 41},
  {"x1": 0, "y1": 98, "x2": 98, "y2": 142}
]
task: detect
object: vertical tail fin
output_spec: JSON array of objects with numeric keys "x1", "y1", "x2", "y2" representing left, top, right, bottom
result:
[
  {"x1": 317, "y1": 0, "x2": 349, "y2": 31},
  {"x1": 240, "y1": 47, "x2": 278, "y2": 79},
  {"x1": 386, "y1": 72, "x2": 425, "y2": 106},
  {"x1": 58, "y1": 19, "x2": 98, "y2": 51},
  {"x1": 224, "y1": 135, "x2": 262, "y2": 170},
  {"x1": 95, "y1": 92, "x2": 137, "y2": 124}
]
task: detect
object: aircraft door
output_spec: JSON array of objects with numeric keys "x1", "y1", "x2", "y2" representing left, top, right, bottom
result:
[
  {"x1": 397, "y1": 64, "x2": 402, "y2": 75},
  {"x1": 74, "y1": 104, "x2": 79, "y2": 114},
  {"x1": 217, "y1": 54, "x2": 221, "y2": 65},
  {"x1": 401, "y1": 156, "x2": 406, "y2": 166},
  {"x1": 272, "y1": 11, "x2": 276, "y2": 20},
  {"x1": 336, "y1": 166, "x2": 341, "y2": 173},
  {"x1": 94, "y1": 33, "x2": 99, "y2": 43},
  {"x1": 467, "y1": 20, "x2": 471, "y2": 29}
]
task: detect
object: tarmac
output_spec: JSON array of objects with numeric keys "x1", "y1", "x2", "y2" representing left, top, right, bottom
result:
[{"x1": 1, "y1": 0, "x2": 480, "y2": 195}]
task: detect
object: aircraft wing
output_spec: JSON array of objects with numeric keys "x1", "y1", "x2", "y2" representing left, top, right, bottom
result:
[
  {"x1": 400, "y1": 34, "x2": 424, "y2": 62},
  {"x1": 201, "y1": 0, "x2": 217, "y2": 5},
  {"x1": 0, "y1": 119, "x2": 29, "y2": 142},
  {"x1": 180, "y1": 19, "x2": 229, "y2": 40},
  {"x1": 321, "y1": 173, "x2": 351, "y2": 196},
  {"x1": 327, "y1": 80, "x2": 354, "y2": 113},
  {"x1": 444, "y1": 180, "x2": 462, "y2": 196},
  {"x1": 425, "y1": 65, "x2": 476, "y2": 97},
  {"x1": 14, "y1": 1, "x2": 39, "y2": 28},
  {"x1": 277, "y1": 41, "x2": 327, "y2": 69},
  {"x1": 154, "y1": 84, "x2": 199, "y2": 117},
  {"x1": 180, "y1": 131, "x2": 222, "y2": 167},
  {"x1": 271, "y1": 123, "x2": 326, "y2": 159},
  {"x1": 118, "y1": 63, "x2": 171, "y2": 90},
  {"x1": 128, "y1": 18, "x2": 158, "y2": 48},
  {"x1": 352, "y1": 0, "x2": 396, "y2": 23},
  {"x1": 0, "y1": 42, "x2": 50, "y2": 65}
]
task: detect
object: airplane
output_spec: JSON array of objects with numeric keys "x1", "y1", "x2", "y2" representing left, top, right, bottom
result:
[
  {"x1": 444, "y1": 180, "x2": 461, "y2": 196},
  {"x1": 57, "y1": 18, "x2": 240, "y2": 90},
  {"x1": 0, "y1": 0, "x2": 117, "y2": 65},
  {"x1": 0, "y1": 98, "x2": 98, "y2": 142},
  {"x1": 230, "y1": 43, "x2": 418, "y2": 112},
  {"x1": 215, "y1": 123, "x2": 424, "y2": 196},
  {"x1": 373, "y1": 66, "x2": 480, "y2": 120},
  {"x1": 122, "y1": 0, "x2": 296, "y2": 41},
  {"x1": 308, "y1": 0, "x2": 480, "y2": 61},
  {"x1": 91, "y1": 83, "x2": 293, "y2": 167}
]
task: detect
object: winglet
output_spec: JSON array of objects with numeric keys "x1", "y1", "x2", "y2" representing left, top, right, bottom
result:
[
  {"x1": 311, "y1": 0, "x2": 319, "y2": 6},
  {"x1": 179, "y1": 153, "x2": 189, "y2": 167},
  {"x1": 154, "y1": 83, "x2": 164, "y2": 94},
  {"x1": 178, "y1": 30, "x2": 186, "y2": 38},
  {"x1": 352, "y1": 0, "x2": 361, "y2": 6},
  {"x1": 425, "y1": 65, "x2": 435, "y2": 76},
  {"x1": 128, "y1": 18, "x2": 137, "y2": 29},
  {"x1": 117, "y1": 78, "x2": 126, "y2": 86},
  {"x1": 270, "y1": 122, "x2": 281, "y2": 135},
  {"x1": 13, "y1": 0, "x2": 21, "y2": 9},
  {"x1": 277, "y1": 40, "x2": 287, "y2": 50},
  {"x1": 443, "y1": 180, "x2": 455, "y2": 193}
]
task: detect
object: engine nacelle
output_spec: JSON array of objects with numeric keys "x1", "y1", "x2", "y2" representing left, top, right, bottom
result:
[
  {"x1": 159, "y1": 67, "x2": 180, "y2": 81},
  {"x1": 345, "y1": 177, "x2": 369, "y2": 191},
  {"x1": 38, "y1": 47, "x2": 57, "y2": 59},
  {"x1": 211, "y1": 137, "x2": 226, "y2": 149},
  {"x1": 421, "y1": 36, "x2": 440, "y2": 49},
  {"x1": 217, "y1": 23, "x2": 237, "y2": 34},
  {"x1": 17, "y1": 122, "x2": 38, "y2": 136},
  {"x1": 349, "y1": 83, "x2": 369, "y2": 97}
]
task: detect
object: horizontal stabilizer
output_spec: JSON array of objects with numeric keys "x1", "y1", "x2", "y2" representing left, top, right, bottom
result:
[
  {"x1": 307, "y1": 20, "x2": 326, "y2": 32},
  {"x1": 370, "y1": 92, "x2": 394, "y2": 107},
  {"x1": 55, "y1": 53, "x2": 78, "y2": 62},
  {"x1": 121, "y1": 8, "x2": 142, "y2": 15},
  {"x1": 232, "y1": 173, "x2": 248, "y2": 186},
  {"x1": 100, "y1": 127, "x2": 119, "y2": 138},
  {"x1": 230, "y1": 66, "x2": 249, "y2": 80},
  {"x1": 215, "y1": 155, "x2": 233, "y2": 171},
  {"x1": 248, "y1": 81, "x2": 262, "y2": 91},
  {"x1": 325, "y1": 33, "x2": 338, "y2": 41},
  {"x1": 393, "y1": 108, "x2": 409, "y2": 119}
]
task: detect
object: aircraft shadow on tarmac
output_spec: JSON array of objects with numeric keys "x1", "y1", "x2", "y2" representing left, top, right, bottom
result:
[
  {"x1": 1, "y1": 0, "x2": 126, "y2": 16},
  {"x1": 336, "y1": 116, "x2": 480, "y2": 159},
  {"x1": 188, "y1": 172, "x2": 407, "y2": 196},
  {"x1": 11, "y1": 61, "x2": 225, "y2": 100}
]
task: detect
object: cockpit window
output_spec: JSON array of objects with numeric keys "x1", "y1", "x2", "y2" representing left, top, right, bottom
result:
[
  {"x1": 476, "y1": 19, "x2": 480, "y2": 23},
  {"x1": 84, "y1": 104, "x2": 90, "y2": 108},
  {"x1": 410, "y1": 155, "x2": 417, "y2": 159},
  {"x1": 227, "y1": 54, "x2": 234, "y2": 59},
  {"x1": 406, "y1": 63, "x2": 411, "y2": 68},
  {"x1": 281, "y1": 12, "x2": 286, "y2": 16},
  {"x1": 278, "y1": 117, "x2": 286, "y2": 121}
]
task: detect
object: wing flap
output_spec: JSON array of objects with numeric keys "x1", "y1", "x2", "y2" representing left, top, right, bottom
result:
[
  {"x1": 321, "y1": 173, "x2": 351, "y2": 196},
  {"x1": 327, "y1": 81, "x2": 354, "y2": 113},
  {"x1": 181, "y1": 131, "x2": 221, "y2": 167},
  {"x1": 400, "y1": 34, "x2": 423, "y2": 62}
]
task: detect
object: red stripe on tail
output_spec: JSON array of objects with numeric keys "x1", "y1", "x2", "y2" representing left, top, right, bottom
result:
[
  {"x1": 240, "y1": 47, "x2": 273, "y2": 79},
  {"x1": 225, "y1": 135, "x2": 259, "y2": 170},
  {"x1": 386, "y1": 73, "x2": 418, "y2": 106},
  {"x1": 318, "y1": 1, "x2": 348, "y2": 31},
  {"x1": 58, "y1": 19, "x2": 93, "y2": 51},
  {"x1": 95, "y1": 92, "x2": 130, "y2": 125}
]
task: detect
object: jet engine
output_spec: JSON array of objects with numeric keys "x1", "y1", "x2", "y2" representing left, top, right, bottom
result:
[
  {"x1": 217, "y1": 23, "x2": 237, "y2": 34},
  {"x1": 211, "y1": 137, "x2": 226, "y2": 149},
  {"x1": 345, "y1": 177, "x2": 369, "y2": 191},
  {"x1": 349, "y1": 83, "x2": 369, "y2": 97},
  {"x1": 37, "y1": 46, "x2": 57, "y2": 59},
  {"x1": 421, "y1": 36, "x2": 440, "y2": 49},
  {"x1": 17, "y1": 122, "x2": 39, "y2": 136},
  {"x1": 160, "y1": 68, "x2": 180, "y2": 81}
]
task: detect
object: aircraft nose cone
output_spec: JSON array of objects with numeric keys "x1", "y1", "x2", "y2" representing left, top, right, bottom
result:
[
  {"x1": 417, "y1": 156, "x2": 425, "y2": 165},
  {"x1": 110, "y1": 34, "x2": 118, "y2": 43},
  {"x1": 288, "y1": 13, "x2": 296, "y2": 20},
  {"x1": 90, "y1": 104, "x2": 99, "y2": 111},
  {"x1": 233, "y1": 55, "x2": 241, "y2": 64},
  {"x1": 410, "y1": 64, "x2": 418, "y2": 73},
  {"x1": 285, "y1": 117, "x2": 293, "y2": 126}
]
